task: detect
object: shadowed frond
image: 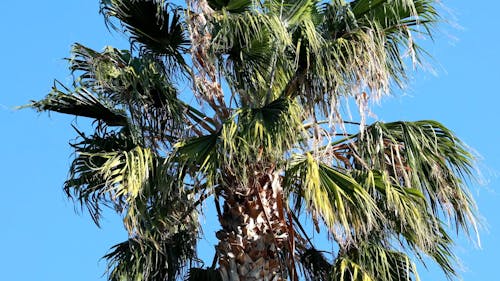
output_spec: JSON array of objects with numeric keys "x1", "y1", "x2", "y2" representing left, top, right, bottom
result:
[
  {"x1": 105, "y1": 230, "x2": 197, "y2": 281},
  {"x1": 186, "y1": 268, "x2": 222, "y2": 281},
  {"x1": 174, "y1": 131, "x2": 220, "y2": 185},
  {"x1": 28, "y1": 82, "x2": 128, "y2": 127},
  {"x1": 69, "y1": 43, "x2": 190, "y2": 145},
  {"x1": 237, "y1": 97, "x2": 304, "y2": 154},
  {"x1": 299, "y1": 247, "x2": 332, "y2": 281},
  {"x1": 207, "y1": 0, "x2": 252, "y2": 13},
  {"x1": 101, "y1": 0, "x2": 189, "y2": 60}
]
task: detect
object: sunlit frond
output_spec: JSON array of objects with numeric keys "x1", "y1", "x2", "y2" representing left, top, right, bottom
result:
[
  {"x1": 332, "y1": 242, "x2": 419, "y2": 281},
  {"x1": 285, "y1": 153, "x2": 381, "y2": 243},
  {"x1": 354, "y1": 169, "x2": 434, "y2": 246},
  {"x1": 317, "y1": 120, "x2": 478, "y2": 278},
  {"x1": 283, "y1": 0, "x2": 439, "y2": 123},
  {"x1": 64, "y1": 127, "x2": 153, "y2": 226},
  {"x1": 343, "y1": 121, "x2": 478, "y2": 236}
]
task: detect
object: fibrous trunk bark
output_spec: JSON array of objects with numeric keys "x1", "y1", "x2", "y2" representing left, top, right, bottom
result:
[{"x1": 216, "y1": 168, "x2": 289, "y2": 281}]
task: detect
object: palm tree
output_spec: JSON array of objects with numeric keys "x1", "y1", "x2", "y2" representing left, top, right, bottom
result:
[{"x1": 28, "y1": 0, "x2": 479, "y2": 280}]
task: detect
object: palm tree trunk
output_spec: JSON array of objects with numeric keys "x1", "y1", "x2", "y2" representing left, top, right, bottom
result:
[{"x1": 216, "y1": 167, "x2": 289, "y2": 281}]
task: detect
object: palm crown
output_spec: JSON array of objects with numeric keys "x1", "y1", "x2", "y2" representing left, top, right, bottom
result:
[{"x1": 29, "y1": 0, "x2": 478, "y2": 280}]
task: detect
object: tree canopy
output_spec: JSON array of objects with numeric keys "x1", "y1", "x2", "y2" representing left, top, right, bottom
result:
[{"x1": 29, "y1": 0, "x2": 479, "y2": 280}]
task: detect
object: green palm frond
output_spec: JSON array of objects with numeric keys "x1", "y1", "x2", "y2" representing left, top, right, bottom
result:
[
  {"x1": 404, "y1": 223, "x2": 457, "y2": 278},
  {"x1": 285, "y1": 153, "x2": 380, "y2": 242},
  {"x1": 222, "y1": 29, "x2": 286, "y2": 101},
  {"x1": 28, "y1": 82, "x2": 128, "y2": 127},
  {"x1": 64, "y1": 128, "x2": 136, "y2": 224},
  {"x1": 320, "y1": 120, "x2": 478, "y2": 278},
  {"x1": 351, "y1": 0, "x2": 437, "y2": 30},
  {"x1": 354, "y1": 169, "x2": 434, "y2": 247},
  {"x1": 69, "y1": 43, "x2": 128, "y2": 93},
  {"x1": 349, "y1": 0, "x2": 438, "y2": 86},
  {"x1": 102, "y1": 161, "x2": 201, "y2": 280},
  {"x1": 345, "y1": 121, "x2": 478, "y2": 235},
  {"x1": 105, "y1": 230, "x2": 197, "y2": 281},
  {"x1": 68, "y1": 43, "x2": 189, "y2": 144},
  {"x1": 101, "y1": 0, "x2": 188, "y2": 60},
  {"x1": 331, "y1": 256, "x2": 373, "y2": 281},
  {"x1": 211, "y1": 10, "x2": 290, "y2": 53},
  {"x1": 332, "y1": 242, "x2": 419, "y2": 281},
  {"x1": 175, "y1": 132, "x2": 219, "y2": 168},
  {"x1": 282, "y1": 0, "x2": 439, "y2": 117},
  {"x1": 69, "y1": 43, "x2": 181, "y2": 109},
  {"x1": 358, "y1": 170, "x2": 456, "y2": 271},
  {"x1": 210, "y1": 10, "x2": 292, "y2": 104},
  {"x1": 207, "y1": 0, "x2": 252, "y2": 13},
  {"x1": 65, "y1": 127, "x2": 154, "y2": 227},
  {"x1": 237, "y1": 97, "x2": 304, "y2": 154},
  {"x1": 68, "y1": 138, "x2": 199, "y2": 237}
]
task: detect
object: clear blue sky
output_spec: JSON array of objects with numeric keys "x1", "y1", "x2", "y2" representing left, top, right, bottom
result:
[{"x1": 1, "y1": 1, "x2": 498, "y2": 280}]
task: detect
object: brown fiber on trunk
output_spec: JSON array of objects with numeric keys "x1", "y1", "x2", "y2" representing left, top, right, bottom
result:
[{"x1": 216, "y1": 167, "x2": 289, "y2": 281}]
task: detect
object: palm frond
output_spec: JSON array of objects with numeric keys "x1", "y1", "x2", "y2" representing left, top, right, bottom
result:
[
  {"x1": 283, "y1": 0, "x2": 439, "y2": 122},
  {"x1": 186, "y1": 268, "x2": 222, "y2": 281},
  {"x1": 346, "y1": 121, "x2": 478, "y2": 236},
  {"x1": 332, "y1": 242, "x2": 419, "y2": 281},
  {"x1": 65, "y1": 127, "x2": 154, "y2": 227},
  {"x1": 28, "y1": 82, "x2": 128, "y2": 127},
  {"x1": 68, "y1": 43, "x2": 189, "y2": 145},
  {"x1": 331, "y1": 256, "x2": 374, "y2": 281},
  {"x1": 64, "y1": 128, "x2": 136, "y2": 224},
  {"x1": 319, "y1": 120, "x2": 478, "y2": 278},
  {"x1": 354, "y1": 169, "x2": 435, "y2": 248},
  {"x1": 207, "y1": 0, "x2": 252, "y2": 13},
  {"x1": 360, "y1": 170, "x2": 454, "y2": 266},
  {"x1": 221, "y1": 29, "x2": 286, "y2": 103},
  {"x1": 299, "y1": 247, "x2": 332, "y2": 281},
  {"x1": 285, "y1": 153, "x2": 381, "y2": 243},
  {"x1": 105, "y1": 230, "x2": 197, "y2": 281},
  {"x1": 210, "y1": 10, "x2": 293, "y2": 104},
  {"x1": 101, "y1": 0, "x2": 189, "y2": 60},
  {"x1": 350, "y1": 0, "x2": 438, "y2": 30},
  {"x1": 411, "y1": 225, "x2": 457, "y2": 278},
  {"x1": 174, "y1": 132, "x2": 219, "y2": 167},
  {"x1": 237, "y1": 97, "x2": 304, "y2": 154}
]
